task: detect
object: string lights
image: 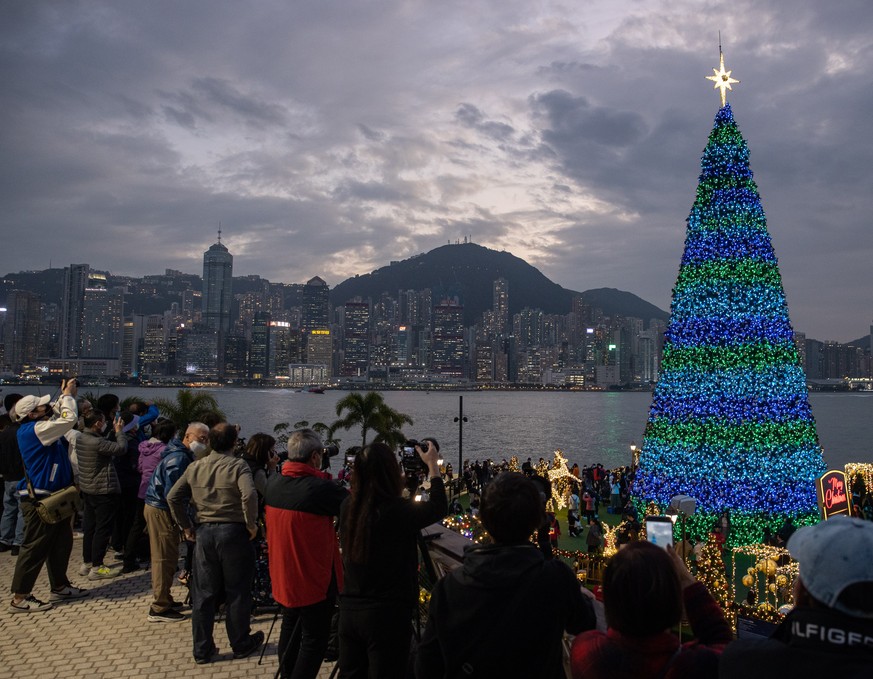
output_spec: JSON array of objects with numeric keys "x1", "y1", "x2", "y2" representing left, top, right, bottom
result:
[{"x1": 633, "y1": 104, "x2": 825, "y2": 544}]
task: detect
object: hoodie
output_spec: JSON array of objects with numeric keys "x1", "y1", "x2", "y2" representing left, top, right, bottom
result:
[
  {"x1": 416, "y1": 543, "x2": 596, "y2": 679},
  {"x1": 137, "y1": 438, "x2": 168, "y2": 499}
]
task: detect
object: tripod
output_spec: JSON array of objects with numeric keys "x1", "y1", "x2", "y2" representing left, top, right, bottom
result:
[{"x1": 264, "y1": 531, "x2": 439, "y2": 678}]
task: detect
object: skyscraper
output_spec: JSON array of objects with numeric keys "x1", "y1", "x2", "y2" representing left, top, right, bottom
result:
[
  {"x1": 431, "y1": 301, "x2": 465, "y2": 377},
  {"x1": 492, "y1": 277, "x2": 509, "y2": 336},
  {"x1": 302, "y1": 276, "x2": 330, "y2": 332},
  {"x1": 81, "y1": 272, "x2": 124, "y2": 359},
  {"x1": 341, "y1": 300, "x2": 370, "y2": 377},
  {"x1": 60, "y1": 263, "x2": 89, "y2": 358},
  {"x1": 3, "y1": 290, "x2": 41, "y2": 372},
  {"x1": 249, "y1": 311, "x2": 271, "y2": 379},
  {"x1": 202, "y1": 238, "x2": 233, "y2": 333}
]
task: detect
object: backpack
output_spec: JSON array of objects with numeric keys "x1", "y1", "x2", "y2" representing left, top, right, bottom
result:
[{"x1": 0, "y1": 423, "x2": 25, "y2": 480}]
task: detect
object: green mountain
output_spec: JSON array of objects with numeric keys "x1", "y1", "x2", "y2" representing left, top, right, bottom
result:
[{"x1": 330, "y1": 243, "x2": 668, "y2": 326}]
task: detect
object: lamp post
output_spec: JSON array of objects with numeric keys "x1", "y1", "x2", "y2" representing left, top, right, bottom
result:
[{"x1": 453, "y1": 395, "x2": 468, "y2": 497}]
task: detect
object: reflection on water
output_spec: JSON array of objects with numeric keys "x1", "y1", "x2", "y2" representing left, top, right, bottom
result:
[{"x1": 5, "y1": 386, "x2": 870, "y2": 470}]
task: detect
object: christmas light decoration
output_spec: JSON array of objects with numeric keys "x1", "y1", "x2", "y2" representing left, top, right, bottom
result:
[
  {"x1": 547, "y1": 450, "x2": 578, "y2": 509},
  {"x1": 633, "y1": 101, "x2": 825, "y2": 545},
  {"x1": 696, "y1": 535, "x2": 731, "y2": 609},
  {"x1": 730, "y1": 544, "x2": 798, "y2": 626}
]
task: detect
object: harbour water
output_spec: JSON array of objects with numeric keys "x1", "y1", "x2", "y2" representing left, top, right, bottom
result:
[{"x1": 5, "y1": 386, "x2": 870, "y2": 471}]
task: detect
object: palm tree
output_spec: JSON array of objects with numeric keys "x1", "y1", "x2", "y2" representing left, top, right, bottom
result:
[
  {"x1": 154, "y1": 389, "x2": 226, "y2": 431},
  {"x1": 273, "y1": 419, "x2": 335, "y2": 448},
  {"x1": 330, "y1": 391, "x2": 413, "y2": 448}
]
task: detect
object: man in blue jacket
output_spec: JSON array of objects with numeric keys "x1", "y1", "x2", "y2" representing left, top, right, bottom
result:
[
  {"x1": 9, "y1": 379, "x2": 88, "y2": 613},
  {"x1": 142, "y1": 421, "x2": 207, "y2": 622}
]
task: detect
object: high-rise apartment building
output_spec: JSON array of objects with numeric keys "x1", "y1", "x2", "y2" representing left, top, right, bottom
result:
[
  {"x1": 306, "y1": 329, "x2": 332, "y2": 377},
  {"x1": 81, "y1": 272, "x2": 124, "y2": 359},
  {"x1": 249, "y1": 312, "x2": 271, "y2": 379},
  {"x1": 514, "y1": 308, "x2": 543, "y2": 348},
  {"x1": 341, "y1": 300, "x2": 370, "y2": 377},
  {"x1": 302, "y1": 277, "x2": 330, "y2": 332},
  {"x1": 269, "y1": 320, "x2": 293, "y2": 377},
  {"x1": 431, "y1": 301, "x2": 465, "y2": 377},
  {"x1": 3, "y1": 290, "x2": 41, "y2": 372},
  {"x1": 138, "y1": 314, "x2": 168, "y2": 376},
  {"x1": 180, "y1": 288, "x2": 201, "y2": 326},
  {"x1": 60, "y1": 263, "x2": 89, "y2": 358},
  {"x1": 202, "y1": 239, "x2": 233, "y2": 333},
  {"x1": 492, "y1": 277, "x2": 509, "y2": 336}
]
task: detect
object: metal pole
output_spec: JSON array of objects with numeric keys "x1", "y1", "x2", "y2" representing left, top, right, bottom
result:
[
  {"x1": 458, "y1": 395, "x2": 464, "y2": 474},
  {"x1": 453, "y1": 396, "x2": 468, "y2": 499}
]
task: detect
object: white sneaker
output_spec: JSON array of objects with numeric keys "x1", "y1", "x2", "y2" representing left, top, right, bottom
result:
[
  {"x1": 78, "y1": 562, "x2": 92, "y2": 576},
  {"x1": 9, "y1": 595, "x2": 52, "y2": 613},
  {"x1": 49, "y1": 586, "x2": 89, "y2": 601}
]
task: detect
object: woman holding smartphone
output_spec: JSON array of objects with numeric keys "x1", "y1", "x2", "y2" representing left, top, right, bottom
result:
[{"x1": 570, "y1": 541, "x2": 732, "y2": 679}]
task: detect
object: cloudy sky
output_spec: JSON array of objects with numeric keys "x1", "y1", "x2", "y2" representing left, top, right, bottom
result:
[{"x1": 2, "y1": 1, "x2": 871, "y2": 342}]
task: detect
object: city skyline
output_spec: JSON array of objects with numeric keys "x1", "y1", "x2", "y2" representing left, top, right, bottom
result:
[
  {"x1": 2, "y1": 2, "x2": 871, "y2": 342},
  {"x1": 0, "y1": 239, "x2": 867, "y2": 386}
]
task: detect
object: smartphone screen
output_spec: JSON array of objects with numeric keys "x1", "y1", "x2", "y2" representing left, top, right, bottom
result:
[{"x1": 645, "y1": 517, "x2": 674, "y2": 549}]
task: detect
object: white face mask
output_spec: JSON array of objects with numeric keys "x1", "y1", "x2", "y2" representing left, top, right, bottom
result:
[
  {"x1": 189, "y1": 441, "x2": 208, "y2": 456},
  {"x1": 99, "y1": 422, "x2": 108, "y2": 434}
]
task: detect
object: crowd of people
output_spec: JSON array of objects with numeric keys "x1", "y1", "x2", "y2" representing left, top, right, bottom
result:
[{"x1": 1, "y1": 383, "x2": 872, "y2": 678}]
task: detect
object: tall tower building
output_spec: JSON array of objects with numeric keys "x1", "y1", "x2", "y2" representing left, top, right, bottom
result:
[
  {"x1": 3, "y1": 290, "x2": 41, "y2": 372},
  {"x1": 81, "y1": 272, "x2": 124, "y2": 359},
  {"x1": 341, "y1": 300, "x2": 370, "y2": 377},
  {"x1": 60, "y1": 263, "x2": 89, "y2": 358},
  {"x1": 269, "y1": 320, "x2": 292, "y2": 377},
  {"x1": 302, "y1": 276, "x2": 330, "y2": 332},
  {"x1": 202, "y1": 236, "x2": 233, "y2": 333},
  {"x1": 249, "y1": 311, "x2": 271, "y2": 379},
  {"x1": 492, "y1": 277, "x2": 509, "y2": 336},
  {"x1": 431, "y1": 301, "x2": 465, "y2": 377}
]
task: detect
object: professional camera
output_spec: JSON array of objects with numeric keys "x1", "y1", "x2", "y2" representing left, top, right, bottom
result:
[
  {"x1": 400, "y1": 440, "x2": 427, "y2": 474},
  {"x1": 318, "y1": 442, "x2": 340, "y2": 471},
  {"x1": 400, "y1": 438, "x2": 442, "y2": 476}
]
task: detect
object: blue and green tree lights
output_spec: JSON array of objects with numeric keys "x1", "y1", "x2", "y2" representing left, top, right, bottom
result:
[{"x1": 633, "y1": 103, "x2": 825, "y2": 545}]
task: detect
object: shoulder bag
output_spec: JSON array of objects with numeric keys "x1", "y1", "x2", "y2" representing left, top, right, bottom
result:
[{"x1": 23, "y1": 469, "x2": 82, "y2": 524}]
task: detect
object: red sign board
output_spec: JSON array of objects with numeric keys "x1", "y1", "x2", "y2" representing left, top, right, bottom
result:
[{"x1": 816, "y1": 470, "x2": 852, "y2": 520}]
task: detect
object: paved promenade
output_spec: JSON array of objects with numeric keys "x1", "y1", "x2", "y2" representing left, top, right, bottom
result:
[{"x1": 0, "y1": 546, "x2": 337, "y2": 678}]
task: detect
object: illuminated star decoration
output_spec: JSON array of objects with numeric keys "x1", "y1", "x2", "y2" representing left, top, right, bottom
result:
[{"x1": 706, "y1": 50, "x2": 740, "y2": 107}]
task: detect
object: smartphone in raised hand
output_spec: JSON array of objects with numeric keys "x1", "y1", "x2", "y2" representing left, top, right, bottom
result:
[{"x1": 645, "y1": 515, "x2": 674, "y2": 549}]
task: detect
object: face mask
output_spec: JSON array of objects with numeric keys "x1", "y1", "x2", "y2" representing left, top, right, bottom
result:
[
  {"x1": 100, "y1": 422, "x2": 108, "y2": 434},
  {"x1": 189, "y1": 441, "x2": 208, "y2": 456}
]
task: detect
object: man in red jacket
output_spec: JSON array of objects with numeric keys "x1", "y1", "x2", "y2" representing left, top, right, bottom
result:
[{"x1": 265, "y1": 429, "x2": 348, "y2": 679}]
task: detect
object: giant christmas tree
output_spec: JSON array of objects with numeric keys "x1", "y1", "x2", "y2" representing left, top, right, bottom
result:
[{"x1": 633, "y1": 54, "x2": 825, "y2": 545}]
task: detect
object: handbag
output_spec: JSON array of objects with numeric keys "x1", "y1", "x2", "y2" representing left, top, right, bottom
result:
[{"x1": 23, "y1": 470, "x2": 82, "y2": 525}]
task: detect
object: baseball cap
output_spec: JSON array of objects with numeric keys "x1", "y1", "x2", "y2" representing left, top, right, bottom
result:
[
  {"x1": 122, "y1": 414, "x2": 141, "y2": 433},
  {"x1": 787, "y1": 516, "x2": 873, "y2": 619},
  {"x1": 12, "y1": 394, "x2": 52, "y2": 422}
]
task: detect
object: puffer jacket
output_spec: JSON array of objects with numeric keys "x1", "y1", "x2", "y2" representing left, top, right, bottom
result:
[
  {"x1": 145, "y1": 438, "x2": 194, "y2": 511},
  {"x1": 77, "y1": 429, "x2": 130, "y2": 496},
  {"x1": 137, "y1": 438, "x2": 167, "y2": 499}
]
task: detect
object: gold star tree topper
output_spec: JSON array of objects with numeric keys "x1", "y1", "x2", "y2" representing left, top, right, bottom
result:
[{"x1": 706, "y1": 50, "x2": 740, "y2": 107}]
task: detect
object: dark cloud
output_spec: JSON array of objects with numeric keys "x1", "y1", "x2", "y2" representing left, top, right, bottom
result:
[
  {"x1": 455, "y1": 103, "x2": 516, "y2": 140},
  {"x1": 0, "y1": 0, "x2": 870, "y2": 342}
]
